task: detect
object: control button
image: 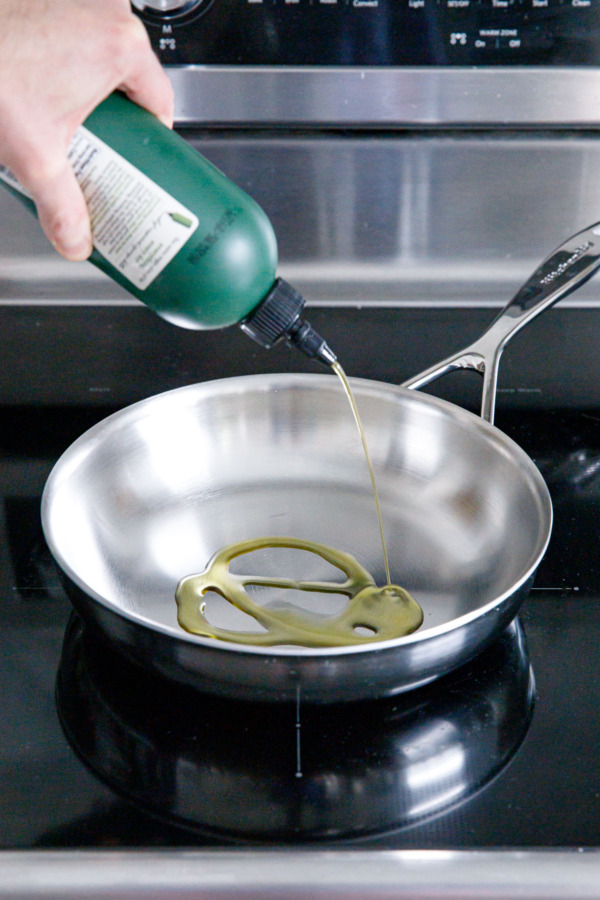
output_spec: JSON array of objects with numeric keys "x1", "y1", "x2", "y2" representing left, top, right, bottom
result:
[
  {"x1": 473, "y1": 28, "x2": 522, "y2": 49},
  {"x1": 131, "y1": 0, "x2": 206, "y2": 16}
]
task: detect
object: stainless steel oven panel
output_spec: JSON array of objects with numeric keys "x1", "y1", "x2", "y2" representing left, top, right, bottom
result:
[{"x1": 169, "y1": 67, "x2": 600, "y2": 127}]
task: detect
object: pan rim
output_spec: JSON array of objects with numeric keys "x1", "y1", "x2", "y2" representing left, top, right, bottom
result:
[{"x1": 41, "y1": 372, "x2": 553, "y2": 659}]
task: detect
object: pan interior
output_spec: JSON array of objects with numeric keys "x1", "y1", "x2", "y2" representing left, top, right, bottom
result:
[{"x1": 42, "y1": 375, "x2": 551, "y2": 649}]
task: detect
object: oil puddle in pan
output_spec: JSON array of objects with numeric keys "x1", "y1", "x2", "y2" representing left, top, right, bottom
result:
[
  {"x1": 175, "y1": 537, "x2": 423, "y2": 647},
  {"x1": 174, "y1": 363, "x2": 424, "y2": 647},
  {"x1": 55, "y1": 613, "x2": 534, "y2": 843}
]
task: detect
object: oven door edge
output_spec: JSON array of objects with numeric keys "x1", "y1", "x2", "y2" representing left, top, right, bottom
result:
[{"x1": 0, "y1": 848, "x2": 598, "y2": 899}]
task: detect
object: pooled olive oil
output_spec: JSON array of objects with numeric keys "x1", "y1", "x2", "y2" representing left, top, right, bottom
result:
[
  {"x1": 176, "y1": 537, "x2": 423, "y2": 647},
  {"x1": 175, "y1": 367, "x2": 423, "y2": 647}
]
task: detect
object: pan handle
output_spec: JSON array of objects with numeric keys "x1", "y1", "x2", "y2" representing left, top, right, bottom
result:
[{"x1": 401, "y1": 221, "x2": 600, "y2": 424}]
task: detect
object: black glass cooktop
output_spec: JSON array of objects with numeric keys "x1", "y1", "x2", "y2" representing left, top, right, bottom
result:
[{"x1": 1, "y1": 400, "x2": 600, "y2": 850}]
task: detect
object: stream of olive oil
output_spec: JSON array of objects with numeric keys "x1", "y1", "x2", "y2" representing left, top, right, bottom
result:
[
  {"x1": 331, "y1": 360, "x2": 392, "y2": 587},
  {"x1": 175, "y1": 366, "x2": 423, "y2": 646}
]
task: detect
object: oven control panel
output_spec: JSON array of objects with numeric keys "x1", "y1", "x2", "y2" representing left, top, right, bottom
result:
[{"x1": 132, "y1": 0, "x2": 600, "y2": 66}]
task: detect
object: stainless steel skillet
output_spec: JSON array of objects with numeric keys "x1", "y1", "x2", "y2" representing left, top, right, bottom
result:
[{"x1": 42, "y1": 222, "x2": 600, "y2": 703}]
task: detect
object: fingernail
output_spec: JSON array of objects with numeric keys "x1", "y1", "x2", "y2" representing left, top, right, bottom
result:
[{"x1": 54, "y1": 233, "x2": 93, "y2": 261}]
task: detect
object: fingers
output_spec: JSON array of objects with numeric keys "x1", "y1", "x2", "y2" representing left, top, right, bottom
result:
[
  {"x1": 120, "y1": 56, "x2": 174, "y2": 130},
  {"x1": 10, "y1": 140, "x2": 93, "y2": 260},
  {"x1": 0, "y1": 4, "x2": 173, "y2": 261},
  {"x1": 115, "y1": 17, "x2": 174, "y2": 128},
  {"x1": 34, "y1": 163, "x2": 93, "y2": 261}
]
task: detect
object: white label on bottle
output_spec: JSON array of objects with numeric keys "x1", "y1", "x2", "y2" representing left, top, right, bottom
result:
[{"x1": 0, "y1": 126, "x2": 199, "y2": 290}]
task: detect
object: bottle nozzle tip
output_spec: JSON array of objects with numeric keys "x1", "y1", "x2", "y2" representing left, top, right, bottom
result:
[
  {"x1": 240, "y1": 278, "x2": 337, "y2": 366},
  {"x1": 286, "y1": 319, "x2": 337, "y2": 367}
]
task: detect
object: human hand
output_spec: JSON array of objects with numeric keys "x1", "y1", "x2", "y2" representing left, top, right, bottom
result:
[{"x1": 0, "y1": 0, "x2": 174, "y2": 260}]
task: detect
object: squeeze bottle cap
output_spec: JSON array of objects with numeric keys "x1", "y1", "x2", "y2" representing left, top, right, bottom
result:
[{"x1": 240, "y1": 278, "x2": 337, "y2": 367}]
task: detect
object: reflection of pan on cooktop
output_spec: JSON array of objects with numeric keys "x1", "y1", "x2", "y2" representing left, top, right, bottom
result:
[{"x1": 56, "y1": 614, "x2": 534, "y2": 843}]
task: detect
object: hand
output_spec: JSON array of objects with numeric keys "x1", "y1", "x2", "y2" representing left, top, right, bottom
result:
[{"x1": 0, "y1": 0, "x2": 174, "y2": 260}]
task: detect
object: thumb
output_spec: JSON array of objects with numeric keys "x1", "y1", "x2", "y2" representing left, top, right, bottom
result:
[{"x1": 27, "y1": 156, "x2": 93, "y2": 261}]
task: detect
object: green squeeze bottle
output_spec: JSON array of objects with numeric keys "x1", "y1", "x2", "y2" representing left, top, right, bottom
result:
[{"x1": 0, "y1": 91, "x2": 336, "y2": 366}]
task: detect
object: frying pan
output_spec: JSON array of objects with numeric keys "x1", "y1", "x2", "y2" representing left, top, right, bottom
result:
[{"x1": 42, "y1": 222, "x2": 600, "y2": 703}]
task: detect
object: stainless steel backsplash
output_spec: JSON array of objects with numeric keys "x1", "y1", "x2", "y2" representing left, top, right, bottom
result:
[
  {"x1": 1, "y1": 130, "x2": 600, "y2": 409},
  {"x1": 1, "y1": 131, "x2": 600, "y2": 310}
]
